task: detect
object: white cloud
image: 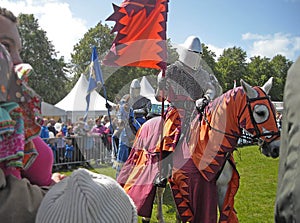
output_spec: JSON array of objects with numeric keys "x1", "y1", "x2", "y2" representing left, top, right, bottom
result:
[
  {"x1": 242, "y1": 32, "x2": 267, "y2": 40},
  {"x1": 1, "y1": 0, "x2": 88, "y2": 62},
  {"x1": 243, "y1": 32, "x2": 300, "y2": 61},
  {"x1": 206, "y1": 44, "x2": 226, "y2": 59}
]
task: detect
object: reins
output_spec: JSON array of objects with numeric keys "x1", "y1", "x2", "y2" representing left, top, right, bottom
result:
[{"x1": 201, "y1": 111, "x2": 242, "y2": 140}]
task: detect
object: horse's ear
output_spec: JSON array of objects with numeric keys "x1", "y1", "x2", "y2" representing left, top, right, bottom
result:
[
  {"x1": 240, "y1": 79, "x2": 258, "y2": 99},
  {"x1": 261, "y1": 77, "x2": 273, "y2": 94}
]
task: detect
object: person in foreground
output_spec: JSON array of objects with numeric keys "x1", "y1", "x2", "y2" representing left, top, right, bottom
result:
[
  {"x1": 36, "y1": 168, "x2": 138, "y2": 223},
  {"x1": 0, "y1": 7, "x2": 65, "y2": 184},
  {"x1": 0, "y1": 7, "x2": 65, "y2": 222},
  {"x1": 275, "y1": 56, "x2": 300, "y2": 222},
  {"x1": 0, "y1": 39, "x2": 63, "y2": 223}
]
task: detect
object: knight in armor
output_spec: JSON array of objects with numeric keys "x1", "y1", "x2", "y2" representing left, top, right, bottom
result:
[
  {"x1": 127, "y1": 79, "x2": 152, "y2": 133},
  {"x1": 114, "y1": 79, "x2": 152, "y2": 178},
  {"x1": 157, "y1": 35, "x2": 222, "y2": 118},
  {"x1": 154, "y1": 35, "x2": 222, "y2": 187}
]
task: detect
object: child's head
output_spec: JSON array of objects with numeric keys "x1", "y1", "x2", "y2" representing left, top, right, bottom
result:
[{"x1": 36, "y1": 168, "x2": 137, "y2": 223}]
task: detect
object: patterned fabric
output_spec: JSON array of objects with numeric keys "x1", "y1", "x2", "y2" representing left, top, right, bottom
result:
[
  {"x1": 14, "y1": 64, "x2": 43, "y2": 143},
  {"x1": 171, "y1": 86, "x2": 278, "y2": 223},
  {"x1": 0, "y1": 102, "x2": 18, "y2": 136},
  {"x1": 0, "y1": 60, "x2": 42, "y2": 177},
  {"x1": 0, "y1": 104, "x2": 26, "y2": 178},
  {"x1": 117, "y1": 106, "x2": 181, "y2": 218}
]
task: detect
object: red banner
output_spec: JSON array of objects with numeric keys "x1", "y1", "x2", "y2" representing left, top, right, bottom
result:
[{"x1": 103, "y1": 0, "x2": 168, "y2": 70}]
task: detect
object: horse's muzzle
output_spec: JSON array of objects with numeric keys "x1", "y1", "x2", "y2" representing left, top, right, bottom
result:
[{"x1": 260, "y1": 139, "x2": 280, "y2": 158}]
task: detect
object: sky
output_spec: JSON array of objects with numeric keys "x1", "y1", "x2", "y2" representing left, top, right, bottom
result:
[{"x1": 1, "y1": 0, "x2": 300, "y2": 63}]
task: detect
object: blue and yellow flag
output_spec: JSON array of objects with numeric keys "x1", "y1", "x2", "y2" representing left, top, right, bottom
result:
[{"x1": 84, "y1": 46, "x2": 104, "y2": 121}]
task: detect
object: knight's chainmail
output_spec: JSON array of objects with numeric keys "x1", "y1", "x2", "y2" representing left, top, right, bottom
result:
[
  {"x1": 167, "y1": 61, "x2": 204, "y2": 101},
  {"x1": 165, "y1": 60, "x2": 222, "y2": 135},
  {"x1": 166, "y1": 61, "x2": 221, "y2": 101}
]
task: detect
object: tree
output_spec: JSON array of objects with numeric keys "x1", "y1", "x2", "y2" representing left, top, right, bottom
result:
[
  {"x1": 70, "y1": 22, "x2": 115, "y2": 80},
  {"x1": 246, "y1": 55, "x2": 292, "y2": 101},
  {"x1": 215, "y1": 47, "x2": 247, "y2": 91},
  {"x1": 18, "y1": 13, "x2": 69, "y2": 104},
  {"x1": 201, "y1": 44, "x2": 217, "y2": 73},
  {"x1": 246, "y1": 56, "x2": 274, "y2": 86},
  {"x1": 269, "y1": 55, "x2": 293, "y2": 101}
]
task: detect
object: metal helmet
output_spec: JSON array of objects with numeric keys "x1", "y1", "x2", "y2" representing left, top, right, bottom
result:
[
  {"x1": 155, "y1": 71, "x2": 167, "y2": 102},
  {"x1": 178, "y1": 36, "x2": 203, "y2": 70},
  {"x1": 130, "y1": 79, "x2": 141, "y2": 98}
]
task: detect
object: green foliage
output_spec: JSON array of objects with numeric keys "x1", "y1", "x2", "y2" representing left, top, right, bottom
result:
[
  {"x1": 215, "y1": 47, "x2": 248, "y2": 91},
  {"x1": 246, "y1": 56, "x2": 273, "y2": 86},
  {"x1": 202, "y1": 43, "x2": 217, "y2": 75},
  {"x1": 269, "y1": 55, "x2": 293, "y2": 101},
  {"x1": 245, "y1": 55, "x2": 293, "y2": 101},
  {"x1": 70, "y1": 22, "x2": 114, "y2": 77},
  {"x1": 18, "y1": 13, "x2": 69, "y2": 104},
  {"x1": 213, "y1": 47, "x2": 292, "y2": 101}
]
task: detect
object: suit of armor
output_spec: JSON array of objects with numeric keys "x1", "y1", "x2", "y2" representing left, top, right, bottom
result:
[
  {"x1": 154, "y1": 36, "x2": 222, "y2": 187},
  {"x1": 157, "y1": 36, "x2": 222, "y2": 107}
]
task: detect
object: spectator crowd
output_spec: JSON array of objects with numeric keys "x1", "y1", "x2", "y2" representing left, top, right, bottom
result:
[{"x1": 40, "y1": 115, "x2": 114, "y2": 169}]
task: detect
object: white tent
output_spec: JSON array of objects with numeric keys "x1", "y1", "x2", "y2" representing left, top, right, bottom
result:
[
  {"x1": 140, "y1": 76, "x2": 161, "y2": 105},
  {"x1": 140, "y1": 76, "x2": 168, "y2": 114},
  {"x1": 41, "y1": 101, "x2": 66, "y2": 117},
  {"x1": 140, "y1": 76, "x2": 155, "y2": 97},
  {"x1": 55, "y1": 74, "x2": 115, "y2": 122},
  {"x1": 273, "y1": 101, "x2": 284, "y2": 112}
]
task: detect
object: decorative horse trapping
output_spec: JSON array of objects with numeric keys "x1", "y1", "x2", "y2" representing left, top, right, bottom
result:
[{"x1": 118, "y1": 78, "x2": 280, "y2": 223}]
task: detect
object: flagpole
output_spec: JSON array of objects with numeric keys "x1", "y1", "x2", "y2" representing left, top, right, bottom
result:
[
  {"x1": 84, "y1": 46, "x2": 114, "y2": 134},
  {"x1": 159, "y1": 69, "x2": 166, "y2": 180},
  {"x1": 101, "y1": 82, "x2": 114, "y2": 133}
]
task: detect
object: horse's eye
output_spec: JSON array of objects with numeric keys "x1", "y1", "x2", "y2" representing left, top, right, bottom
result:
[
  {"x1": 253, "y1": 104, "x2": 269, "y2": 124},
  {"x1": 256, "y1": 110, "x2": 265, "y2": 117}
]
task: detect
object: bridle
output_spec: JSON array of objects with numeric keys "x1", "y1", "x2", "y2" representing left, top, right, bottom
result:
[
  {"x1": 238, "y1": 95, "x2": 280, "y2": 144},
  {"x1": 201, "y1": 94, "x2": 280, "y2": 145}
]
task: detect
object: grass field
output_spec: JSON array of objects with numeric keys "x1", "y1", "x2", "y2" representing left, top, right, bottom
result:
[{"x1": 61, "y1": 145, "x2": 279, "y2": 223}]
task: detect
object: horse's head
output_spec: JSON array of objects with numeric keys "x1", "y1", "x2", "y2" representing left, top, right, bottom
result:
[{"x1": 240, "y1": 77, "x2": 280, "y2": 158}]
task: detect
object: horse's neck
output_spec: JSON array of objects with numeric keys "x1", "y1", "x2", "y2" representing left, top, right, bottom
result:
[{"x1": 207, "y1": 88, "x2": 246, "y2": 141}]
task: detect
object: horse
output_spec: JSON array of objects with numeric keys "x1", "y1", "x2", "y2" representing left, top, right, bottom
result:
[{"x1": 117, "y1": 78, "x2": 280, "y2": 223}]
